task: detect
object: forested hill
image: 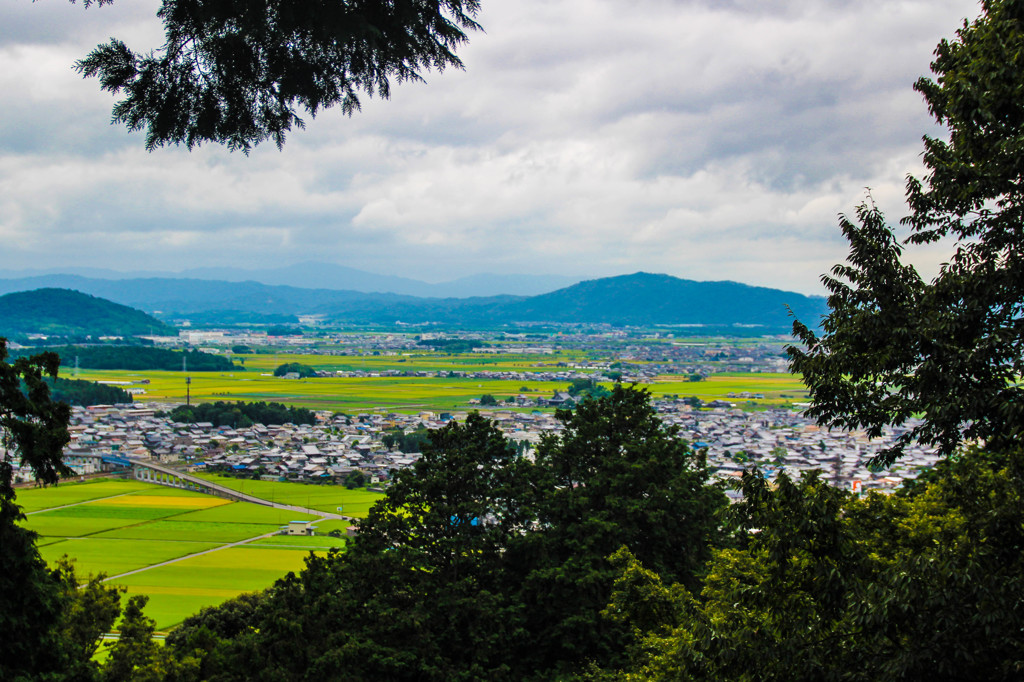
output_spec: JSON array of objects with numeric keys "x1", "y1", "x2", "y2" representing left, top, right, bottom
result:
[
  {"x1": 490, "y1": 272, "x2": 829, "y2": 327},
  {"x1": 0, "y1": 288, "x2": 175, "y2": 338}
]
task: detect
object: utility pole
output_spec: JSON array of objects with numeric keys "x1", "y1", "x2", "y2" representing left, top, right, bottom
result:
[{"x1": 183, "y1": 356, "x2": 191, "y2": 406}]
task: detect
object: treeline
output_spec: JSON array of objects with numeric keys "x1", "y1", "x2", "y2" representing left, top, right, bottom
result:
[
  {"x1": 167, "y1": 401, "x2": 316, "y2": 428},
  {"x1": 416, "y1": 338, "x2": 488, "y2": 353},
  {"x1": 43, "y1": 377, "x2": 133, "y2": 406},
  {"x1": 18, "y1": 346, "x2": 241, "y2": 372},
  {"x1": 273, "y1": 362, "x2": 318, "y2": 378}
]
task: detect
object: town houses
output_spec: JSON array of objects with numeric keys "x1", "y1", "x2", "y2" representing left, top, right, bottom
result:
[{"x1": 38, "y1": 397, "x2": 940, "y2": 495}]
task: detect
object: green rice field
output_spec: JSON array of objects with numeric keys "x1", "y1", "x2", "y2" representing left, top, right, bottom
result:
[
  {"x1": 194, "y1": 473, "x2": 384, "y2": 516},
  {"x1": 648, "y1": 372, "x2": 811, "y2": 408},
  {"x1": 67, "y1": 345, "x2": 809, "y2": 413},
  {"x1": 17, "y1": 478, "x2": 372, "y2": 630},
  {"x1": 69, "y1": 368, "x2": 570, "y2": 412}
]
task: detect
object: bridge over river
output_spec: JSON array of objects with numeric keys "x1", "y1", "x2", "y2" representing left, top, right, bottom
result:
[{"x1": 131, "y1": 461, "x2": 347, "y2": 521}]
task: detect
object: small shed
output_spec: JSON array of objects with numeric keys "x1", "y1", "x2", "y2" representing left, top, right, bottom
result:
[{"x1": 286, "y1": 521, "x2": 313, "y2": 536}]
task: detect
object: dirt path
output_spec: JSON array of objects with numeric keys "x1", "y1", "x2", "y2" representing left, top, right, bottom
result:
[{"x1": 101, "y1": 530, "x2": 283, "y2": 583}]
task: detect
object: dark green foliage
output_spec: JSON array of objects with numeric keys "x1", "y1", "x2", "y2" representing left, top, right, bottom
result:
[
  {"x1": 17, "y1": 345, "x2": 239, "y2": 372},
  {"x1": 478, "y1": 393, "x2": 498, "y2": 405},
  {"x1": 0, "y1": 341, "x2": 72, "y2": 511},
  {"x1": 0, "y1": 337, "x2": 71, "y2": 681},
  {"x1": 0, "y1": 338, "x2": 128, "y2": 681},
  {"x1": 381, "y1": 426, "x2": 431, "y2": 453},
  {"x1": 789, "y1": 0, "x2": 1024, "y2": 467},
  {"x1": 607, "y1": 450, "x2": 1024, "y2": 681},
  {"x1": 73, "y1": 0, "x2": 481, "y2": 151},
  {"x1": 43, "y1": 376, "x2": 133, "y2": 406},
  {"x1": 566, "y1": 377, "x2": 611, "y2": 401},
  {"x1": 514, "y1": 387, "x2": 725, "y2": 673},
  {"x1": 0, "y1": 288, "x2": 175, "y2": 339},
  {"x1": 416, "y1": 338, "x2": 487, "y2": 353},
  {"x1": 0, "y1": 512, "x2": 67, "y2": 680},
  {"x1": 103, "y1": 594, "x2": 196, "y2": 681},
  {"x1": 169, "y1": 401, "x2": 316, "y2": 427},
  {"x1": 343, "y1": 470, "x2": 366, "y2": 489},
  {"x1": 230, "y1": 345, "x2": 252, "y2": 354},
  {"x1": 273, "y1": 362, "x2": 318, "y2": 378}
]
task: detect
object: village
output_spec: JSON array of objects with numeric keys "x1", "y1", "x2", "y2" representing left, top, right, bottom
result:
[{"x1": 49, "y1": 396, "x2": 939, "y2": 496}]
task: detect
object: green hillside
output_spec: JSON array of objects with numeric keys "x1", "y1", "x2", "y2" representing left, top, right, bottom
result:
[{"x1": 0, "y1": 288, "x2": 175, "y2": 338}]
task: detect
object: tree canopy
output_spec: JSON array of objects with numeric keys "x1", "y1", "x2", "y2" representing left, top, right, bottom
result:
[
  {"x1": 604, "y1": 448, "x2": 1024, "y2": 681},
  {"x1": 789, "y1": 0, "x2": 1024, "y2": 467},
  {"x1": 71, "y1": 0, "x2": 482, "y2": 151},
  {"x1": 17, "y1": 345, "x2": 240, "y2": 373},
  {"x1": 0, "y1": 339, "x2": 130, "y2": 681},
  {"x1": 168, "y1": 400, "x2": 317, "y2": 427},
  {"x1": 273, "y1": 362, "x2": 318, "y2": 378}
]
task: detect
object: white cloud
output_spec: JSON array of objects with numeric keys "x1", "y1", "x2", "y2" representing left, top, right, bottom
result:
[{"x1": 0, "y1": 0, "x2": 982, "y2": 294}]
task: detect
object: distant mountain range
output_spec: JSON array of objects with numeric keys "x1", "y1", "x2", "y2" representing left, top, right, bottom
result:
[
  {"x1": 0, "y1": 289, "x2": 176, "y2": 338},
  {"x1": 0, "y1": 273, "x2": 828, "y2": 333},
  {"x1": 0, "y1": 263, "x2": 578, "y2": 298}
]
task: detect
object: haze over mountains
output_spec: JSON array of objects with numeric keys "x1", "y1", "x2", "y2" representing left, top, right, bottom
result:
[
  {"x1": 0, "y1": 263, "x2": 577, "y2": 298},
  {"x1": 0, "y1": 270, "x2": 827, "y2": 333}
]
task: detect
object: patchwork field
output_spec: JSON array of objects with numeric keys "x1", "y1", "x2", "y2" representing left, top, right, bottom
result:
[
  {"x1": 18, "y1": 478, "x2": 374, "y2": 630},
  {"x1": 68, "y1": 368, "x2": 572, "y2": 411},
  {"x1": 68, "y1": 346, "x2": 808, "y2": 413}
]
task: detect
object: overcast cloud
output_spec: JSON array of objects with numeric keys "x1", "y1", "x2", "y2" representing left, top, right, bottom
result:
[{"x1": 0, "y1": 0, "x2": 981, "y2": 294}]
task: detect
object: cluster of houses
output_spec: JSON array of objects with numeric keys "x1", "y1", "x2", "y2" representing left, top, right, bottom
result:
[{"x1": 36, "y1": 396, "x2": 939, "y2": 496}]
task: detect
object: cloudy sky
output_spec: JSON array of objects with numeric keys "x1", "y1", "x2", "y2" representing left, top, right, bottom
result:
[{"x1": 0, "y1": 0, "x2": 981, "y2": 294}]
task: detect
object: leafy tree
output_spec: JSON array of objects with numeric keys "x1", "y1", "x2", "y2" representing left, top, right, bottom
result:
[
  {"x1": 57, "y1": 560, "x2": 125, "y2": 680},
  {"x1": 72, "y1": 0, "x2": 482, "y2": 151},
  {"x1": 789, "y1": 0, "x2": 1024, "y2": 467},
  {"x1": 166, "y1": 413, "x2": 539, "y2": 681},
  {"x1": 273, "y1": 362, "x2": 318, "y2": 378},
  {"x1": 343, "y1": 470, "x2": 366, "y2": 489},
  {"x1": 1, "y1": 340, "x2": 72, "y2": 678},
  {"x1": 386, "y1": 426, "x2": 432, "y2": 453},
  {"x1": 169, "y1": 400, "x2": 316, "y2": 427},
  {"x1": 103, "y1": 594, "x2": 196, "y2": 681},
  {"x1": 512, "y1": 385, "x2": 726, "y2": 674},
  {"x1": 565, "y1": 377, "x2": 611, "y2": 401},
  {"x1": 478, "y1": 393, "x2": 497, "y2": 406},
  {"x1": 0, "y1": 338, "x2": 128, "y2": 680},
  {"x1": 607, "y1": 450, "x2": 1024, "y2": 681}
]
